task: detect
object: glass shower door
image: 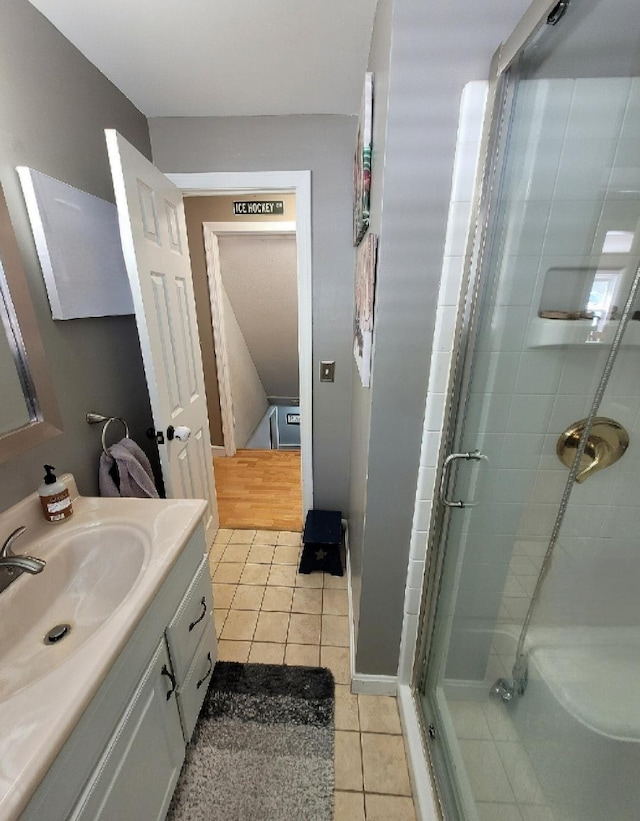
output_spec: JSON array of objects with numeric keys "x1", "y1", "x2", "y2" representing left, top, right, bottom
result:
[{"x1": 418, "y1": 1, "x2": 640, "y2": 818}]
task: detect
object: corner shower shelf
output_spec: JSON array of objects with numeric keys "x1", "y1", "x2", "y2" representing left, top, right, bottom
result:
[{"x1": 526, "y1": 318, "x2": 640, "y2": 348}]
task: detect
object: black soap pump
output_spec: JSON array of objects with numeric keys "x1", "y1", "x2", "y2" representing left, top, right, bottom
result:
[{"x1": 38, "y1": 465, "x2": 73, "y2": 523}]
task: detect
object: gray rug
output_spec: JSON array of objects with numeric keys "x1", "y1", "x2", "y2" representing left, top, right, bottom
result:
[{"x1": 167, "y1": 662, "x2": 335, "y2": 821}]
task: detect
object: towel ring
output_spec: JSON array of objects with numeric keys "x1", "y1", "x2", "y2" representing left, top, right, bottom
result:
[{"x1": 86, "y1": 413, "x2": 130, "y2": 455}]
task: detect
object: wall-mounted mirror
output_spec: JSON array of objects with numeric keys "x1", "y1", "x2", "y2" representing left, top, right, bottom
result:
[{"x1": 0, "y1": 183, "x2": 62, "y2": 462}]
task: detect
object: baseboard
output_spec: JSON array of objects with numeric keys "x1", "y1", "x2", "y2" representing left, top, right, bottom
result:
[
  {"x1": 351, "y1": 674, "x2": 398, "y2": 696},
  {"x1": 398, "y1": 684, "x2": 439, "y2": 820},
  {"x1": 211, "y1": 445, "x2": 226, "y2": 457}
]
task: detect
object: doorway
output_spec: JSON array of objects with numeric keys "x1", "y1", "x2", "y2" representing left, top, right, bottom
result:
[
  {"x1": 172, "y1": 171, "x2": 313, "y2": 527},
  {"x1": 200, "y1": 209, "x2": 302, "y2": 531}
]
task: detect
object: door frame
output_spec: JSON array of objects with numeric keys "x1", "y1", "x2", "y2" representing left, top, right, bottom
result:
[{"x1": 167, "y1": 171, "x2": 313, "y2": 516}]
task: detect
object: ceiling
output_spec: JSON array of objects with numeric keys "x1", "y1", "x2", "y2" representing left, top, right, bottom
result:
[{"x1": 27, "y1": 0, "x2": 378, "y2": 118}]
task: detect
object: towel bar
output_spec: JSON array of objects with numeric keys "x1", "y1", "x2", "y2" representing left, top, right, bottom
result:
[{"x1": 86, "y1": 412, "x2": 130, "y2": 455}]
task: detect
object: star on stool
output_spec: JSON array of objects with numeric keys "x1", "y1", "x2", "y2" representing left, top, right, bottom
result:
[{"x1": 315, "y1": 548, "x2": 327, "y2": 561}]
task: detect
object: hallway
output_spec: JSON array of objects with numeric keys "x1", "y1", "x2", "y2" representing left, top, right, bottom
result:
[{"x1": 213, "y1": 449, "x2": 303, "y2": 531}]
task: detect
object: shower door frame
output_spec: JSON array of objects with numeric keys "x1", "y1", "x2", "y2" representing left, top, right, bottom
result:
[{"x1": 411, "y1": 0, "x2": 573, "y2": 816}]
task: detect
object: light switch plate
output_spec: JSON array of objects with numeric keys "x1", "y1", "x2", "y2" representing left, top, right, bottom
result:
[{"x1": 320, "y1": 360, "x2": 335, "y2": 382}]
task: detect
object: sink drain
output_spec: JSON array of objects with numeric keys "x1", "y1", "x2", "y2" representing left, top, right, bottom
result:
[{"x1": 44, "y1": 624, "x2": 71, "y2": 645}]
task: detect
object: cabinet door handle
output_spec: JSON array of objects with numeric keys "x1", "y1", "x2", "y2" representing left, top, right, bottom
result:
[
  {"x1": 196, "y1": 652, "x2": 213, "y2": 690},
  {"x1": 189, "y1": 596, "x2": 207, "y2": 632},
  {"x1": 161, "y1": 663, "x2": 177, "y2": 701}
]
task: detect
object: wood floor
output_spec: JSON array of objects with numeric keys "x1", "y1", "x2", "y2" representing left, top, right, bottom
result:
[{"x1": 213, "y1": 449, "x2": 302, "y2": 531}]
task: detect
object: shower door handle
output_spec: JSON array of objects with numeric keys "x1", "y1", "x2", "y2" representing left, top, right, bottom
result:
[{"x1": 440, "y1": 451, "x2": 486, "y2": 509}]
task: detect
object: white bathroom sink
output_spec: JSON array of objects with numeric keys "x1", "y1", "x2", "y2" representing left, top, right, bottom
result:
[
  {"x1": 0, "y1": 476, "x2": 207, "y2": 821},
  {"x1": 0, "y1": 523, "x2": 148, "y2": 701}
]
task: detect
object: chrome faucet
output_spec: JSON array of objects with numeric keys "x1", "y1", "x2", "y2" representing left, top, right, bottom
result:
[{"x1": 0, "y1": 526, "x2": 45, "y2": 575}]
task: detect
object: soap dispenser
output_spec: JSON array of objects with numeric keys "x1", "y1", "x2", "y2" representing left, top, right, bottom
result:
[{"x1": 39, "y1": 465, "x2": 73, "y2": 523}]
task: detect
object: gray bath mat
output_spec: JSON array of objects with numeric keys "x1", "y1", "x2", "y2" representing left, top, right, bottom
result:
[{"x1": 167, "y1": 662, "x2": 335, "y2": 821}]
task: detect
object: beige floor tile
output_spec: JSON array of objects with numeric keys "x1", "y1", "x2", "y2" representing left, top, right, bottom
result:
[
  {"x1": 268, "y1": 565, "x2": 298, "y2": 587},
  {"x1": 322, "y1": 615, "x2": 350, "y2": 647},
  {"x1": 213, "y1": 563, "x2": 245, "y2": 585},
  {"x1": 335, "y1": 685, "x2": 360, "y2": 731},
  {"x1": 321, "y1": 646, "x2": 350, "y2": 684},
  {"x1": 248, "y1": 642, "x2": 285, "y2": 664},
  {"x1": 365, "y1": 794, "x2": 416, "y2": 821},
  {"x1": 361, "y1": 733, "x2": 412, "y2": 796},
  {"x1": 213, "y1": 528, "x2": 234, "y2": 545},
  {"x1": 217, "y1": 639, "x2": 251, "y2": 662},
  {"x1": 221, "y1": 543, "x2": 252, "y2": 563},
  {"x1": 213, "y1": 609, "x2": 228, "y2": 638},
  {"x1": 322, "y1": 588, "x2": 349, "y2": 616},
  {"x1": 229, "y1": 529, "x2": 256, "y2": 544},
  {"x1": 334, "y1": 791, "x2": 365, "y2": 821},
  {"x1": 295, "y1": 571, "x2": 324, "y2": 588},
  {"x1": 247, "y1": 544, "x2": 275, "y2": 564},
  {"x1": 254, "y1": 529, "x2": 278, "y2": 544},
  {"x1": 288, "y1": 613, "x2": 321, "y2": 645},
  {"x1": 358, "y1": 695, "x2": 402, "y2": 734},
  {"x1": 220, "y1": 609, "x2": 259, "y2": 641},
  {"x1": 231, "y1": 584, "x2": 265, "y2": 611},
  {"x1": 213, "y1": 583, "x2": 237, "y2": 610},
  {"x1": 209, "y1": 542, "x2": 226, "y2": 563},
  {"x1": 208, "y1": 559, "x2": 218, "y2": 579},
  {"x1": 292, "y1": 587, "x2": 323, "y2": 614},
  {"x1": 273, "y1": 545, "x2": 300, "y2": 565},
  {"x1": 254, "y1": 611, "x2": 290, "y2": 643},
  {"x1": 324, "y1": 573, "x2": 347, "y2": 589},
  {"x1": 277, "y1": 530, "x2": 301, "y2": 546},
  {"x1": 284, "y1": 643, "x2": 320, "y2": 667},
  {"x1": 334, "y1": 731, "x2": 363, "y2": 791},
  {"x1": 240, "y1": 563, "x2": 271, "y2": 586},
  {"x1": 261, "y1": 586, "x2": 294, "y2": 612}
]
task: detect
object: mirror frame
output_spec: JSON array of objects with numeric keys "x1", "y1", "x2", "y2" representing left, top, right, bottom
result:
[{"x1": 0, "y1": 184, "x2": 62, "y2": 462}]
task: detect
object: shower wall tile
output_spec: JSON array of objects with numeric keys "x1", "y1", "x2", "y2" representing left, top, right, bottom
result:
[
  {"x1": 429, "y1": 350, "x2": 453, "y2": 393},
  {"x1": 433, "y1": 306, "x2": 457, "y2": 351},
  {"x1": 439, "y1": 256, "x2": 465, "y2": 305},
  {"x1": 410, "y1": 530, "x2": 428, "y2": 561},
  {"x1": 444, "y1": 201, "x2": 473, "y2": 256},
  {"x1": 564, "y1": 77, "x2": 631, "y2": 141},
  {"x1": 412, "y1": 500, "x2": 432, "y2": 532},
  {"x1": 416, "y1": 467, "x2": 436, "y2": 502},
  {"x1": 424, "y1": 392, "x2": 446, "y2": 431}
]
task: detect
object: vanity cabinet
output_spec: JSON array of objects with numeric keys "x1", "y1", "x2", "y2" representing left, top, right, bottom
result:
[
  {"x1": 69, "y1": 639, "x2": 184, "y2": 821},
  {"x1": 22, "y1": 522, "x2": 217, "y2": 821}
]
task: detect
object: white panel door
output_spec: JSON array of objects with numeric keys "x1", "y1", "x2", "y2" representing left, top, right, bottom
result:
[{"x1": 105, "y1": 130, "x2": 217, "y2": 543}]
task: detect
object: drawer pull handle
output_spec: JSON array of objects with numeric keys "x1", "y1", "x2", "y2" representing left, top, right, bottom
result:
[
  {"x1": 161, "y1": 664, "x2": 177, "y2": 701},
  {"x1": 189, "y1": 597, "x2": 207, "y2": 632},
  {"x1": 196, "y1": 652, "x2": 213, "y2": 690}
]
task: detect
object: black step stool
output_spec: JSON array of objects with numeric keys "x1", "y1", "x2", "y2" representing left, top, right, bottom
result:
[{"x1": 298, "y1": 509, "x2": 343, "y2": 576}]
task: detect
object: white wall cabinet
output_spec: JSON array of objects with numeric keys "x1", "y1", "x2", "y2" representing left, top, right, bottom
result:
[{"x1": 22, "y1": 524, "x2": 217, "y2": 821}]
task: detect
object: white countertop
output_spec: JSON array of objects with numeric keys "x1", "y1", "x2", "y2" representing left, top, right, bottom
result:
[{"x1": 0, "y1": 477, "x2": 206, "y2": 820}]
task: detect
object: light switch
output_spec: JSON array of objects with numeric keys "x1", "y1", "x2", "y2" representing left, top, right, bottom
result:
[{"x1": 320, "y1": 360, "x2": 335, "y2": 382}]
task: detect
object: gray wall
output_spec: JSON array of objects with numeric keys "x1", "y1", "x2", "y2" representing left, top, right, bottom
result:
[
  {"x1": 0, "y1": 0, "x2": 154, "y2": 511},
  {"x1": 219, "y1": 234, "x2": 299, "y2": 399},
  {"x1": 149, "y1": 115, "x2": 356, "y2": 511},
  {"x1": 349, "y1": 0, "x2": 533, "y2": 676}
]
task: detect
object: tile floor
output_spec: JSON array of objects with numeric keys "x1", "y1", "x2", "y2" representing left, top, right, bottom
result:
[{"x1": 209, "y1": 527, "x2": 418, "y2": 821}]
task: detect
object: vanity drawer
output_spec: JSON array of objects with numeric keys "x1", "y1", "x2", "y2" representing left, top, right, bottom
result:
[
  {"x1": 177, "y1": 615, "x2": 217, "y2": 741},
  {"x1": 166, "y1": 557, "x2": 212, "y2": 682}
]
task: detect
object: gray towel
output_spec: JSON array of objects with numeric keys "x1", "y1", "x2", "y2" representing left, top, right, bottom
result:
[{"x1": 99, "y1": 437, "x2": 159, "y2": 499}]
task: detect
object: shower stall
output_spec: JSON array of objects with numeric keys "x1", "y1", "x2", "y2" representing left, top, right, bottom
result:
[{"x1": 415, "y1": 0, "x2": 640, "y2": 818}]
